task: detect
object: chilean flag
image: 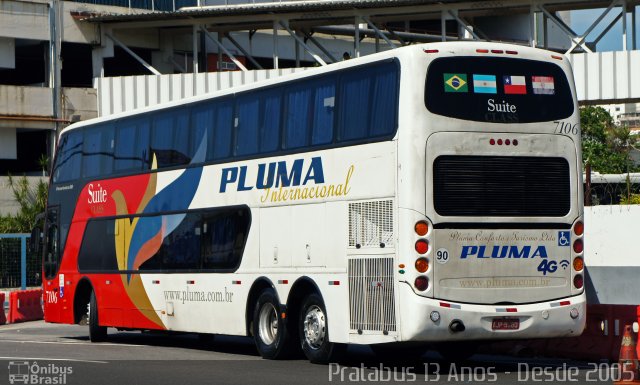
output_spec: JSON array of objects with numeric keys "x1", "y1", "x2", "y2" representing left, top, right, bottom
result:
[{"x1": 503, "y1": 75, "x2": 527, "y2": 94}]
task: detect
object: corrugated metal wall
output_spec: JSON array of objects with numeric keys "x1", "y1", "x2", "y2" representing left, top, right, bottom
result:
[
  {"x1": 569, "y1": 50, "x2": 640, "y2": 104},
  {"x1": 94, "y1": 68, "x2": 306, "y2": 116},
  {"x1": 95, "y1": 51, "x2": 640, "y2": 117}
]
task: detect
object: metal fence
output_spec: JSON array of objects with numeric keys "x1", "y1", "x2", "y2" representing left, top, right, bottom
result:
[
  {"x1": 585, "y1": 173, "x2": 640, "y2": 206},
  {"x1": 0, "y1": 234, "x2": 40, "y2": 290}
]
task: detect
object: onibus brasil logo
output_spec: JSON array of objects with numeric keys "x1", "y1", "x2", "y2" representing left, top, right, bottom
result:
[{"x1": 8, "y1": 361, "x2": 73, "y2": 384}]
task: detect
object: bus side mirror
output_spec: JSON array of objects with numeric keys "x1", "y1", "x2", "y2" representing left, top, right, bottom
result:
[{"x1": 30, "y1": 226, "x2": 41, "y2": 254}]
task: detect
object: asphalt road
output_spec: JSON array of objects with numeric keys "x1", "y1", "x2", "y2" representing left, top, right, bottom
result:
[{"x1": 0, "y1": 321, "x2": 617, "y2": 385}]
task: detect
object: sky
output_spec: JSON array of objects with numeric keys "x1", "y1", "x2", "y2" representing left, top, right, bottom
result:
[{"x1": 570, "y1": 5, "x2": 640, "y2": 52}]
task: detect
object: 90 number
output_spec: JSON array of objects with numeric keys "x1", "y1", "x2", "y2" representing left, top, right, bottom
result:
[{"x1": 436, "y1": 248, "x2": 449, "y2": 264}]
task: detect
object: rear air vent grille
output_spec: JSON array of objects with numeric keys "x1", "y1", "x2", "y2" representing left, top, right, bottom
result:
[
  {"x1": 348, "y1": 200, "x2": 394, "y2": 248},
  {"x1": 348, "y1": 257, "x2": 396, "y2": 333},
  {"x1": 433, "y1": 156, "x2": 570, "y2": 217}
]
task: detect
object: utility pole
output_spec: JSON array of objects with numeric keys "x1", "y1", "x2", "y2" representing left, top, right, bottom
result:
[{"x1": 48, "y1": 0, "x2": 62, "y2": 161}]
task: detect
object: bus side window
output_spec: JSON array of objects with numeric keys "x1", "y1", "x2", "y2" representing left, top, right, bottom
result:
[
  {"x1": 211, "y1": 100, "x2": 233, "y2": 160},
  {"x1": 337, "y1": 62, "x2": 399, "y2": 142},
  {"x1": 160, "y1": 213, "x2": 201, "y2": 270},
  {"x1": 369, "y1": 67, "x2": 399, "y2": 137},
  {"x1": 82, "y1": 124, "x2": 114, "y2": 178},
  {"x1": 52, "y1": 130, "x2": 83, "y2": 183},
  {"x1": 191, "y1": 104, "x2": 209, "y2": 159},
  {"x1": 284, "y1": 85, "x2": 312, "y2": 149},
  {"x1": 152, "y1": 110, "x2": 190, "y2": 167},
  {"x1": 196, "y1": 100, "x2": 233, "y2": 160},
  {"x1": 259, "y1": 91, "x2": 281, "y2": 153},
  {"x1": 311, "y1": 79, "x2": 335, "y2": 145},
  {"x1": 115, "y1": 118, "x2": 150, "y2": 172},
  {"x1": 338, "y1": 71, "x2": 371, "y2": 141},
  {"x1": 201, "y1": 209, "x2": 249, "y2": 270},
  {"x1": 235, "y1": 95, "x2": 260, "y2": 156}
]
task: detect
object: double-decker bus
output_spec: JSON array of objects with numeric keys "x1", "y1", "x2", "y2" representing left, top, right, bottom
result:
[{"x1": 36, "y1": 42, "x2": 586, "y2": 363}]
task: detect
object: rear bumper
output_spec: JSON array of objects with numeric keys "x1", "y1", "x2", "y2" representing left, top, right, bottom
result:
[{"x1": 396, "y1": 282, "x2": 586, "y2": 342}]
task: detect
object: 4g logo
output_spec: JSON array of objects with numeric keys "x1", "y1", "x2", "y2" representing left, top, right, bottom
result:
[{"x1": 537, "y1": 260, "x2": 557, "y2": 275}]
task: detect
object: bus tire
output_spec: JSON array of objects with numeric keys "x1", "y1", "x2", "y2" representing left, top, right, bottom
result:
[
  {"x1": 252, "y1": 289, "x2": 294, "y2": 359},
  {"x1": 89, "y1": 291, "x2": 107, "y2": 342},
  {"x1": 299, "y1": 293, "x2": 344, "y2": 364}
]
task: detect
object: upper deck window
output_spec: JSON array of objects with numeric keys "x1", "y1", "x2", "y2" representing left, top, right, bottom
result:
[{"x1": 425, "y1": 57, "x2": 574, "y2": 123}]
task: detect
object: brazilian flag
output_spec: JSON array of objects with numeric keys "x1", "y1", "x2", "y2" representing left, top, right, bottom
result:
[{"x1": 444, "y1": 73, "x2": 468, "y2": 92}]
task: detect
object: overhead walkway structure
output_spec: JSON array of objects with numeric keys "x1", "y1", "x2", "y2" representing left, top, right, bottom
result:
[{"x1": 76, "y1": 0, "x2": 640, "y2": 111}]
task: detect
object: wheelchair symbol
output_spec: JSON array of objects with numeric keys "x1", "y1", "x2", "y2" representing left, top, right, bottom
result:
[{"x1": 558, "y1": 231, "x2": 570, "y2": 247}]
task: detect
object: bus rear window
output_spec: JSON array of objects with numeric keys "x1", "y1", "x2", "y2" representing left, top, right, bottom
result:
[{"x1": 425, "y1": 57, "x2": 574, "y2": 123}]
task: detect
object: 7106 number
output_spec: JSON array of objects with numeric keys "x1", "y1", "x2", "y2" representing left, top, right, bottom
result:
[{"x1": 554, "y1": 121, "x2": 579, "y2": 135}]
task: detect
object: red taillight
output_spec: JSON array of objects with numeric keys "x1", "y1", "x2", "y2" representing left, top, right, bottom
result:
[
  {"x1": 573, "y1": 274, "x2": 584, "y2": 289},
  {"x1": 573, "y1": 239, "x2": 584, "y2": 254},
  {"x1": 490, "y1": 139, "x2": 496, "y2": 145},
  {"x1": 424, "y1": 49, "x2": 439, "y2": 54},
  {"x1": 574, "y1": 221, "x2": 584, "y2": 236},
  {"x1": 491, "y1": 49, "x2": 504, "y2": 54},
  {"x1": 415, "y1": 240, "x2": 428, "y2": 254},
  {"x1": 415, "y1": 221, "x2": 428, "y2": 236},
  {"x1": 415, "y1": 276, "x2": 429, "y2": 291},
  {"x1": 476, "y1": 49, "x2": 489, "y2": 53},
  {"x1": 505, "y1": 50, "x2": 518, "y2": 55}
]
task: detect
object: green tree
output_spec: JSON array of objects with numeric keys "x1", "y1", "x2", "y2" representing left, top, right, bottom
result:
[
  {"x1": 580, "y1": 106, "x2": 638, "y2": 173},
  {"x1": 0, "y1": 175, "x2": 48, "y2": 233}
]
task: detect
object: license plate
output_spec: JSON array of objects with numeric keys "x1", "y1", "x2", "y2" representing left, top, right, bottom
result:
[{"x1": 492, "y1": 318, "x2": 520, "y2": 330}]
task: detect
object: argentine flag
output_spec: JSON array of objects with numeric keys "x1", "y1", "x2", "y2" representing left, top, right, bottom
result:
[{"x1": 473, "y1": 74, "x2": 497, "y2": 94}]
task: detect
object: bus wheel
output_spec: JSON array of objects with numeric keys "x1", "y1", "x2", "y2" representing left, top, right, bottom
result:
[
  {"x1": 299, "y1": 293, "x2": 344, "y2": 364},
  {"x1": 252, "y1": 289, "x2": 293, "y2": 359},
  {"x1": 88, "y1": 291, "x2": 107, "y2": 342}
]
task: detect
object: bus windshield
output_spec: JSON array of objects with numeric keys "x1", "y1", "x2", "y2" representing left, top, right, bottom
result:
[{"x1": 425, "y1": 56, "x2": 574, "y2": 123}]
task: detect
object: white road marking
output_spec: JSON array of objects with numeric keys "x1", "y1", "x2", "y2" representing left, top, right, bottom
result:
[
  {"x1": 1, "y1": 339, "x2": 148, "y2": 347},
  {"x1": 0, "y1": 356, "x2": 108, "y2": 364}
]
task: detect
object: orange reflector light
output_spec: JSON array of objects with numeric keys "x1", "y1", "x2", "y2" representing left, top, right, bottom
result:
[
  {"x1": 573, "y1": 239, "x2": 584, "y2": 254},
  {"x1": 574, "y1": 274, "x2": 584, "y2": 289},
  {"x1": 476, "y1": 49, "x2": 489, "y2": 53},
  {"x1": 574, "y1": 221, "x2": 584, "y2": 236},
  {"x1": 415, "y1": 276, "x2": 428, "y2": 291},
  {"x1": 415, "y1": 221, "x2": 429, "y2": 236},
  {"x1": 399, "y1": 264, "x2": 405, "y2": 269},
  {"x1": 415, "y1": 258, "x2": 429, "y2": 273},
  {"x1": 415, "y1": 240, "x2": 428, "y2": 254},
  {"x1": 573, "y1": 257, "x2": 584, "y2": 271},
  {"x1": 551, "y1": 55, "x2": 564, "y2": 60}
]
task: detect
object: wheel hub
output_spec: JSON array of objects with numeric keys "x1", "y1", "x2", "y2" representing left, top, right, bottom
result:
[
  {"x1": 258, "y1": 303, "x2": 278, "y2": 345},
  {"x1": 303, "y1": 305, "x2": 326, "y2": 349}
]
